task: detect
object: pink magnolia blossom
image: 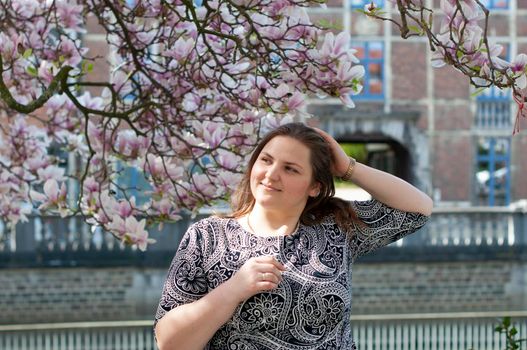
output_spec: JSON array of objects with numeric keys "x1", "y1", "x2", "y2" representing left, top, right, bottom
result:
[
  {"x1": 165, "y1": 37, "x2": 195, "y2": 62},
  {"x1": 107, "y1": 216, "x2": 156, "y2": 251},
  {"x1": 509, "y1": 54, "x2": 527, "y2": 89},
  {"x1": 115, "y1": 130, "x2": 150, "y2": 159},
  {"x1": 31, "y1": 179, "x2": 68, "y2": 217},
  {"x1": 192, "y1": 174, "x2": 217, "y2": 198},
  {"x1": 57, "y1": 39, "x2": 86, "y2": 67},
  {"x1": 150, "y1": 198, "x2": 182, "y2": 222},
  {"x1": 106, "y1": 216, "x2": 127, "y2": 240},
  {"x1": 216, "y1": 149, "x2": 240, "y2": 170},
  {"x1": 55, "y1": 0, "x2": 84, "y2": 32},
  {"x1": 115, "y1": 197, "x2": 136, "y2": 218},
  {"x1": 37, "y1": 166, "x2": 65, "y2": 182},
  {"x1": 83, "y1": 177, "x2": 100, "y2": 194},
  {"x1": 38, "y1": 61, "x2": 58, "y2": 84},
  {"x1": 203, "y1": 125, "x2": 227, "y2": 149},
  {"x1": 320, "y1": 32, "x2": 351, "y2": 60},
  {"x1": 216, "y1": 171, "x2": 242, "y2": 192}
]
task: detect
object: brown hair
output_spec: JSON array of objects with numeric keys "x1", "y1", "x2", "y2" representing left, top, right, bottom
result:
[{"x1": 228, "y1": 122, "x2": 361, "y2": 235}]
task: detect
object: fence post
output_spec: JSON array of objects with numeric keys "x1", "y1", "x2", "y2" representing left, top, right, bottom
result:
[
  {"x1": 15, "y1": 218, "x2": 38, "y2": 253},
  {"x1": 512, "y1": 201, "x2": 527, "y2": 246}
]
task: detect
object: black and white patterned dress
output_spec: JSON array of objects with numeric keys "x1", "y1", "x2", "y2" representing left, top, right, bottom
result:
[{"x1": 155, "y1": 199, "x2": 429, "y2": 349}]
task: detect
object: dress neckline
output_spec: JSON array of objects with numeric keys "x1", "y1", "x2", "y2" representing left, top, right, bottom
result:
[{"x1": 231, "y1": 217, "x2": 301, "y2": 238}]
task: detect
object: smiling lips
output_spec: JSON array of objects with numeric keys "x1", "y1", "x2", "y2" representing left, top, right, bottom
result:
[{"x1": 261, "y1": 182, "x2": 280, "y2": 191}]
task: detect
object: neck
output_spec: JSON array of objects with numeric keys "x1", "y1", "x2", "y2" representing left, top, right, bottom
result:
[{"x1": 246, "y1": 207, "x2": 301, "y2": 237}]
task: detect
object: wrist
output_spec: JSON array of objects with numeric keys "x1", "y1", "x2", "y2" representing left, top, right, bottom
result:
[
  {"x1": 220, "y1": 278, "x2": 246, "y2": 304},
  {"x1": 339, "y1": 157, "x2": 357, "y2": 181}
]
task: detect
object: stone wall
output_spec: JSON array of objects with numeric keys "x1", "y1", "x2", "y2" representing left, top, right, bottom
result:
[{"x1": 2, "y1": 259, "x2": 525, "y2": 324}]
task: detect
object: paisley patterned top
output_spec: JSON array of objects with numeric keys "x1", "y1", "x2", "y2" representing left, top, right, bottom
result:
[{"x1": 155, "y1": 199, "x2": 429, "y2": 349}]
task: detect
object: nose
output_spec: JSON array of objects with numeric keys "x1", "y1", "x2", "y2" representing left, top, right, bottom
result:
[{"x1": 265, "y1": 163, "x2": 280, "y2": 181}]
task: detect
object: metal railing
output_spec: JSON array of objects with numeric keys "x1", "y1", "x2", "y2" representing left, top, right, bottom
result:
[
  {"x1": 0, "y1": 321, "x2": 155, "y2": 350},
  {"x1": 1, "y1": 205, "x2": 526, "y2": 267},
  {"x1": 475, "y1": 100, "x2": 511, "y2": 129},
  {"x1": 1, "y1": 312, "x2": 525, "y2": 350},
  {"x1": 400, "y1": 206, "x2": 526, "y2": 247}
]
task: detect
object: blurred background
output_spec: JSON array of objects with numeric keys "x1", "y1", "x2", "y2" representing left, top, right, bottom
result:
[{"x1": 1, "y1": 0, "x2": 526, "y2": 349}]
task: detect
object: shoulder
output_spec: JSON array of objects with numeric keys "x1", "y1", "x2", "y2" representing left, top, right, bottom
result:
[
  {"x1": 349, "y1": 199, "x2": 402, "y2": 220},
  {"x1": 310, "y1": 214, "x2": 346, "y2": 235},
  {"x1": 349, "y1": 198, "x2": 430, "y2": 229},
  {"x1": 186, "y1": 215, "x2": 239, "y2": 239},
  {"x1": 349, "y1": 199, "x2": 381, "y2": 212},
  {"x1": 189, "y1": 215, "x2": 231, "y2": 231}
]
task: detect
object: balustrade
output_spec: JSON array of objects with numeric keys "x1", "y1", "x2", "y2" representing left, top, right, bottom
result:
[
  {"x1": 475, "y1": 101, "x2": 512, "y2": 129},
  {"x1": 1, "y1": 206, "x2": 526, "y2": 267}
]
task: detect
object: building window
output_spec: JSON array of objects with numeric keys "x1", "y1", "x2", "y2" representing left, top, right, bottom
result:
[
  {"x1": 475, "y1": 137, "x2": 511, "y2": 206},
  {"x1": 351, "y1": 41, "x2": 384, "y2": 100},
  {"x1": 115, "y1": 163, "x2": 151, "y2": 206},
  {"x1": 474, "y1": 43, "x2": 511, "y2": 128},
  {"x1": 350, "y1": 0, "x2": 385, "y2": 8},
  {"x1": 479, "y1": 0, "x2": 509, "y2": 9}
]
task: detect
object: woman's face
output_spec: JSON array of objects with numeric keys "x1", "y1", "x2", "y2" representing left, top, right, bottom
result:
[{"x1": 250, "y1": 136, "x2": 320, "y2": 213}]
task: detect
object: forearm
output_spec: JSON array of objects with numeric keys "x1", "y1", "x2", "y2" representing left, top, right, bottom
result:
[
  {"x1": 349, "y1": 162, "x2": 433, "y2": 216},
  {"x1": 155, "y1": 280, "x2": 240, "y2": 350}
]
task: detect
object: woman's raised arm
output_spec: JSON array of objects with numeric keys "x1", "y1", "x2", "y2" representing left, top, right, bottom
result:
[{"x1": 314, "y1": 127, "x2": 433, "y2": 216}]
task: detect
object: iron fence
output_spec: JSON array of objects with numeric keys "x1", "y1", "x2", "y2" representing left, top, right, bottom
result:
[{"x1": 1, "y1": 312, "x2": 526, "y2": 350}]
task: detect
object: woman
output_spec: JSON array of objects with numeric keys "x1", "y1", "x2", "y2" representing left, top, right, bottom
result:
[{"x1": 155, "y1": 122, "x2": 433, "y2": 349}]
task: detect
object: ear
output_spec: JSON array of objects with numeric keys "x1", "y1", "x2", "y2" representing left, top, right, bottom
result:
[{"x1": 308, "y1": 182, "x2": 321, "y2": 198}]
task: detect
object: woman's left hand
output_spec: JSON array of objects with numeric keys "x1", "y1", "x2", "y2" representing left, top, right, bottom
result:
[{"x1": 313, "y1": 127, "x2": 350, "y2": 178}]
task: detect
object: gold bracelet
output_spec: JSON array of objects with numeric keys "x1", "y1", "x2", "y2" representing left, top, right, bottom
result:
[{"x1": 340, "y1": 157, "x2": 356, "y2": 181}]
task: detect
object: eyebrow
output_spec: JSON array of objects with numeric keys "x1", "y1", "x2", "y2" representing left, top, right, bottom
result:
[{"x1": 260, "y1": 152, "x2": 304, "y2": 169}]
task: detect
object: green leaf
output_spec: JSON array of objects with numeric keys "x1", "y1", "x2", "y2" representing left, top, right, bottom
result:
[
  {"x1": 82, "y1": 61, "x2": 94, "y2": 74},
  {"x1": 22, "y1": 48, "x2": 33, "y2": 59},
  {"x1": 408, "y1": 25, "x2": 423, "y2": 34},
  {"x1": 317, "y1": 19, "x2": 331, "y2": 28},
  {"x1": 471, "y1": 87, "x2": 487, "y2": 98},
  {"x1": 316, "y1": 19, "x2": 342, "y2": 31},
  {"x1": 27, "y1": 65, "x2": 38, "y2": 77},
  {"x1": 503, "y1": 316, "x2": 511, "y2": 327}
]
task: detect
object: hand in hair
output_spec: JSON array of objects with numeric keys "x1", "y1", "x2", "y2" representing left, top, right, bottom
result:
[{"x1": 312, "y1": 127, "x2": 350, "y2": 178}]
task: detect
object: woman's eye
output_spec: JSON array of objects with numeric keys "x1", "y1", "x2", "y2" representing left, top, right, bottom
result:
[{"x1": 286, "y1": 166, "x2": 298, "y2": 173}]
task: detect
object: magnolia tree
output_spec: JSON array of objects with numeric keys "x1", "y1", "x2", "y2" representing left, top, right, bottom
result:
[
  {"x1": 363, "y1": 0, "x2": 527, "y2": 133},
  {"x1": 0, "y1": 0, "x2": 525, "y2": 251},
  {"x1": 0, "y1": 0, "x2": 364, "y2": 250}
]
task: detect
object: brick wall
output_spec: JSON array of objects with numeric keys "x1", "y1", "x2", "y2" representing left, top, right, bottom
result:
[
  {"x1": 1, "y1": 260, "x2": 524, "y2": 324},
  {"x1": 352, "y1": 261, "x2": 526, "y2": 314},
  {"x1": 391, "y1": 42, "x2": 428, "y2": 101},
  {"x1": 433, "y1": 67, "x2": 470, "y2": 100},
  {"x1": 513, "y1": 135, "x2": 527, "y2": 200},
  {"x1": 432, "y1": 135, "x2": 472, "y2": 201},
  {"x1": 434, "y1": 103, "x2": 473, "y2": 131}
]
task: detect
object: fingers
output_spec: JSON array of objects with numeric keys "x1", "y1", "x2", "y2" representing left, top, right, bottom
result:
[
  {"x1": 257, "y1": 271, "x2": 282, "y2": 285},
  {"x1": 255, "y1": 255, "x2": 287, "y2": 271},
  {"x1": 312, "y1": 127, "x2": 336, "y2": 147},
  {"x1": 251, "y1": 256, "x2": 286, "y2": 290},
  {"x1": 312, "y1": 127, "x2": 351, "y2": 176}
]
